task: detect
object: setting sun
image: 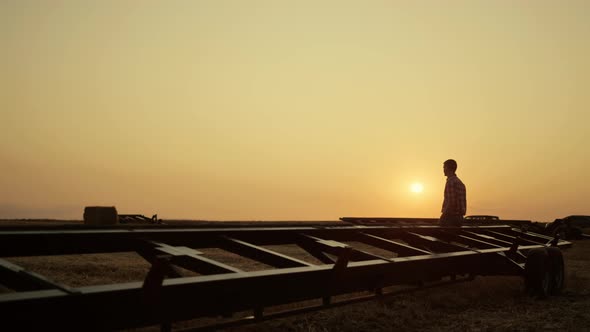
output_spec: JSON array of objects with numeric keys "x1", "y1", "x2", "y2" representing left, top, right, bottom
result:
[
  {"x1": 2, "y1": 2, "x2": 590, "y2": 222},
  {"x1": 410, "y1": 183, "x2": 424, "y2": 194}
]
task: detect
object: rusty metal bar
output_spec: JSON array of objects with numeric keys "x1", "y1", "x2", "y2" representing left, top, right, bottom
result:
[
  {"x1": 0, "y1": 259, "x2": 78, "y2": 293},
  {"x1": 218, "y1": 236, "x2": 314, "y2": 268},
  {"x1": 357, "y1": 232, "x2": 432, "y2": 256}
]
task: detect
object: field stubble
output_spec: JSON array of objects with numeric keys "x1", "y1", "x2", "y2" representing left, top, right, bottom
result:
[{"x1": 239, "y1": 240, "x2": 590, "y2": 332}]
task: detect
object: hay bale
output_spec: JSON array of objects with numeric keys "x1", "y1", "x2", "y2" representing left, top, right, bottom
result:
[{"x1": 83, "y1": 206, "x2": 119, "y2": 225}]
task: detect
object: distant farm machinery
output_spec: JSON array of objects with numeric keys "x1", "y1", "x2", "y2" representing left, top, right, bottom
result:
[
  {"x1": 83, "y1": 206, "x2": 162, "y2": 225},
  {"x1": 0, "y1": 219, "x2": 571, "y2": 331}
]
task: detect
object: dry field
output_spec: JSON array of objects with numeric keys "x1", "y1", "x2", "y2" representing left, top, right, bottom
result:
[
  {"x1": 242, "y1": 240, "x2": 590, "y2": 332},
  {"x1": 1, "y1": 220, "x2": 590, "y2": 331}
]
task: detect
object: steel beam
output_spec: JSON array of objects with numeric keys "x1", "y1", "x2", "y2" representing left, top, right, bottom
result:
[
  {"x1": 0, "y1": 249, "x2": 510, "y2": 331},
  {"x1": 0, "y1": 223, "x2": 572, "y2": 331},
  {"x1": 218, "y1": 236, "x2": 314, "y2": 268},
  {"x1": 357, "y1": 232, "x2": 432, "y2": 256},
  {"x1": 0, "y1": 259, "x2": 77, "y2": 293}
]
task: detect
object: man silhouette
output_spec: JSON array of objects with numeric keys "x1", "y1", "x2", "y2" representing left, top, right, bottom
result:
[{"x1": 440, "y1": 159, "x2": 466, "y2": 226}]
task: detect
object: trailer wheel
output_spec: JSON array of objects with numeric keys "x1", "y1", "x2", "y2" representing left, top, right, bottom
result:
[
  {"x1": 546, "y1": 247, "x2": 565, "y2": 295},
  {"x1": 524, "y1": 248, "x2": 550, "y2": 298}
]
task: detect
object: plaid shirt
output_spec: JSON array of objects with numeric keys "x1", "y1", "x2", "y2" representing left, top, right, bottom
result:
[{"x1": 442, "y1": 175, "x2": 466, "y2": 215}]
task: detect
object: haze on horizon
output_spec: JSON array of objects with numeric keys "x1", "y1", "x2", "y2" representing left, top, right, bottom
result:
[{"x1": 2, "y1": 1, "x2": 589, "y2": 222}]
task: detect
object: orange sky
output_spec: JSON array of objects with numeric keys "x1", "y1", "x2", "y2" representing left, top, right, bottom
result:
[{"x1": 2, "y1": 1, "x2": 589, "y2": 222}]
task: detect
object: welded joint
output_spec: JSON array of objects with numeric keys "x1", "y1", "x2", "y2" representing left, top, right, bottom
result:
[
  {"x1": 142, "y1": 255, "x2": 179, "y2": 306},
  {"x1": 333, "y1": 247, "x2": 351, "y2": 273},
  {"x1": 508, "y1": 235, "x2": 520, "y2": 254},
  {"x1": 136, "y1": 240, "x2": 184, "y2": 277},
  {"x1": 548, "y1": 234, "x2": 560, "y2": 247},
  {"x1": 321, "y1": 247, "x2": 353, "y2": 305},
  {"x1": 295, "y1": 234, "x2": 335, "y2": 264}
]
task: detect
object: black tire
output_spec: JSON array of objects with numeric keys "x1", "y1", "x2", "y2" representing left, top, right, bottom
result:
[
  {"x1": 524, "y1": 248, "x2": 550, "y2": 298},
  {"x1": 546, "y1": 247, "x2": 565, "y2": 295}
]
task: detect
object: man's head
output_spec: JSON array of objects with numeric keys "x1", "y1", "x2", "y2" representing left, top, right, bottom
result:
[{"x1": 443, "y1": 159, "x2": 457, "y2": 177}]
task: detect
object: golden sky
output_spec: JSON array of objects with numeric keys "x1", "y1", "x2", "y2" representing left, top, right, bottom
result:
[{"x1": 1, "y1": 1, "x2": 589, "y2": 221}]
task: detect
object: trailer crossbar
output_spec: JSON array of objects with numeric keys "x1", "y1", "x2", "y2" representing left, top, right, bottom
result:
[{"x1": 0, "y1": 223, "x2": 571, "y2": 331}]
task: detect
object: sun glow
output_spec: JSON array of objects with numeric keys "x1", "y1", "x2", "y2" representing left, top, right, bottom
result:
[{"x1": 410, "y1": 183, "x2": 424, "y2": 194}]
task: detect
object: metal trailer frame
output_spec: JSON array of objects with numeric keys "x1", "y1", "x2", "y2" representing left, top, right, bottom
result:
[
  {"x1": 340, "y1": 217, "x2": 534, "y2": 227},
  {"x1": 0, "y1": 223, "x2": 571, "y2": 331}
]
